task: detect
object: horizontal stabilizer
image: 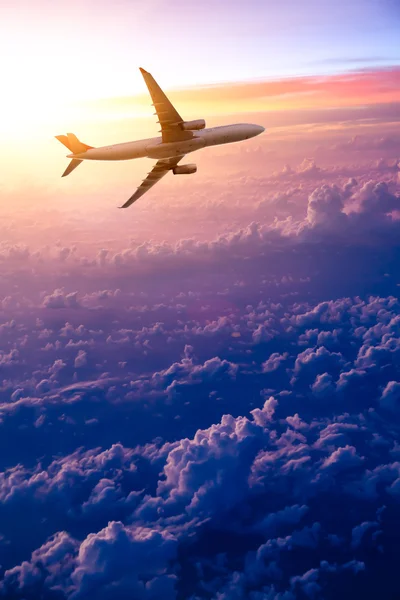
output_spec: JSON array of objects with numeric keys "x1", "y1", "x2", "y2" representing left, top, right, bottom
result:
[
  {"x1": 56, "y1": 135, "x2": 72, "y2": 151},
  {"x1": 62, "y1": 159, "x2": 83, "y2": 177}
]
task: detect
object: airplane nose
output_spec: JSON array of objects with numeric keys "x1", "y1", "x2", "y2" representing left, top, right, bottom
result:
[{"x1": 247, "y1": 124, "x2": 265, "y2": 138}]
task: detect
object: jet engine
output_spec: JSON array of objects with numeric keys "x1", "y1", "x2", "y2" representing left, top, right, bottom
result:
[
  {"x1": 181, "y1": 119, "x2": 206, "y2": 131},
  {"x1": 172, "y1": 164, "x2": 197, "y2": 175}
]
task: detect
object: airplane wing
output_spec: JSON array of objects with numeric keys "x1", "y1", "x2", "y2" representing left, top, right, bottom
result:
[
  {"x1": 139, "y1": 68, "x2": 192, "y2": 143},
  {"x1": 119, "y1": 155, "x2": 185, "y2": 209}
]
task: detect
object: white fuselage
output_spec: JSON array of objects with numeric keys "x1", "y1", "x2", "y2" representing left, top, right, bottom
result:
[{"x1": 69, "y1": 123, "x2": 264, "y2": 161}]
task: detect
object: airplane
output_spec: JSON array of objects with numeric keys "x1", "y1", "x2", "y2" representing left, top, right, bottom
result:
[{"x1": 56, "y1": 68, "x2": 265, "y2": 208}]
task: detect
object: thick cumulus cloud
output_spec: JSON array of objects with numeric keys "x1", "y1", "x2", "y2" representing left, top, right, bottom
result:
[{"x1": 0, "y1": 133, "x2": 400, "y2": 599}]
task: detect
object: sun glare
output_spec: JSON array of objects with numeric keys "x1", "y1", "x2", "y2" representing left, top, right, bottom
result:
[{"x1": 0, "y1": 29, "x2": 146, "y2": 141}]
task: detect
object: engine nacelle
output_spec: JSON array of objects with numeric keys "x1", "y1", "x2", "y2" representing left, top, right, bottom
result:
[
  {"x1": 172, "y1": 164, "x2": 197, "y2": 175},
  {"x1": 181, "y1": 119, "x2": 206, "y2": 131}
]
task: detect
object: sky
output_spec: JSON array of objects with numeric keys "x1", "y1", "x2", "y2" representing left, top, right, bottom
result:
[
  {"x1": 0, "y1": 0, "x2": 399, "y2": 137},
  {"x1": 1, "y1": 1, "x2": 400, "y2": 599},
  {"x1": 0, "y1": 0, "x2": 399, "y2": 190},
  {"x1": 2, "y1": 0, "x2": 400, "y2": 95}
]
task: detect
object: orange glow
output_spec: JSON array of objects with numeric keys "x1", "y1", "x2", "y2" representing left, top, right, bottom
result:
[
  {"x1": 89, "y1": 67, "x2": 400, "y2": 119},
  {"x1": 0, "y1": 67, "x2": 399, "y2": 192},
  {"x1": 1, "y1": 67, "x2": 399, "y2": 143}
]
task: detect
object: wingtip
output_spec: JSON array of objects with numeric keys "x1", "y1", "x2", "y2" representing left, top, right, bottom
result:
[{"x1": 139, "y1": 67, "x2": 149, "y2": 75}]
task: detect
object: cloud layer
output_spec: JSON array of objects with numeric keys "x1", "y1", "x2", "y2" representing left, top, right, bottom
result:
[{"x1": 0, "y1": 109, "x2": 400, "y2": 599}]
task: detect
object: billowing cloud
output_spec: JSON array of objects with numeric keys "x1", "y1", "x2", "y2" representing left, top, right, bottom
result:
[{"x1": 0, "y1": 123, "x2": 400, "y2": 599}]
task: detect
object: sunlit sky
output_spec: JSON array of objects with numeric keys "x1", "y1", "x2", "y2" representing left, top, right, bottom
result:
[
  {"x1": 1, "y1": 0, "x2": 399, "y2": 104},
  {"x1": 0, "y1": 0, "x2": 399, "y2": 187}
]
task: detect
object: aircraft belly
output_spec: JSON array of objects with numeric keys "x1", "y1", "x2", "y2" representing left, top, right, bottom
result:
[
  {"x1": 206, "y1": 132, "x2": 244, "y2": 147},
  {"x1": 146, "y1": 137, "x2": 205, "y2": 159},
  {"x1": 83, "y1": 144, "x2": 148, "y2": 161}
]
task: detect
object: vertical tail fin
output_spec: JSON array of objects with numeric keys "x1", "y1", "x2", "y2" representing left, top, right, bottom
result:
[{"x1": 55, "y1": 133, "x2": 93, "y2": 154}]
